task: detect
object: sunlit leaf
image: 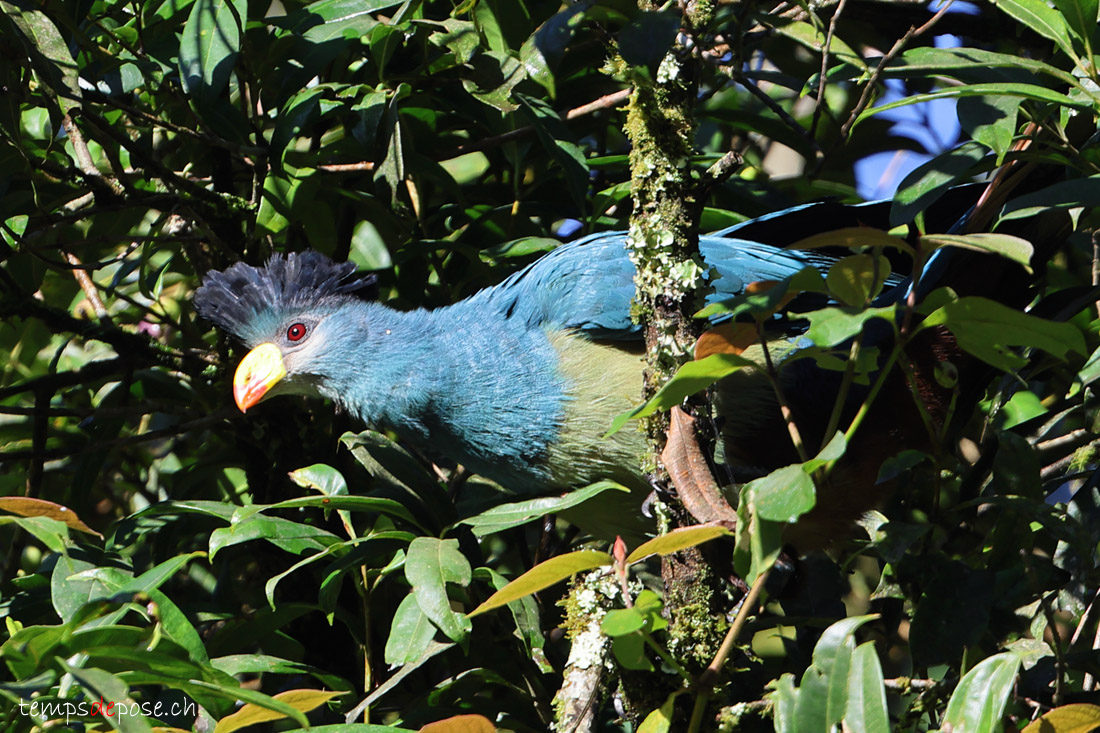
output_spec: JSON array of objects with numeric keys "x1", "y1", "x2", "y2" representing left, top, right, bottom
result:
[
  {"x1": 940, "y1": 652, "x2": 1022, "y2": 732},
  {"x1": 468, "y1": 551, "x2": 613, "y2": 617}
]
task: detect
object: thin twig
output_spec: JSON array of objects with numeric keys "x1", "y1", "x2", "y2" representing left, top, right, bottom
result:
[
  {"x1": 810, "y1": 0, "x2": 849, "y2": 138},
  {"x1": 688, "y1": 567, "x2": 773, "y2": 733},
  {"x1": 834, "y1": 1, "x2": 955, "y2": 145},
  {"x1": 564, "y1": 88, "x2": 632, "y2": 120},
  {"x1": 1040, "y1": 441, "x2": 1100, "y2": 481},
  {"x1": 445, "y1": 89, "x2": 630, "y2": 160},
  {"x1": 1093, "y1": 231, "x2": 1100, "y2": 319},
  {"x1": 732, "y1": 70, "x2": 822, "y2": 158},
  {"x1": 758, "y1": 335, "x2": 808, "y2": 462},
  {"x1": 821, "y1": 331, "x2": 863, "y2": 452},
  {"x1": 63, "y1": 251, "x2": 112, "y2": 324}
]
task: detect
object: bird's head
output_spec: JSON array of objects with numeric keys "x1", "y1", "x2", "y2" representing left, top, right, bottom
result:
[{"x1": 193, "y1": 251, "x2": 376, "y2": 412}]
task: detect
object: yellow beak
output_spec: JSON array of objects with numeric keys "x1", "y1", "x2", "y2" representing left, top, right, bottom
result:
[{"x1": 233, "y1": 343, "x2": 287, "y2": 412}]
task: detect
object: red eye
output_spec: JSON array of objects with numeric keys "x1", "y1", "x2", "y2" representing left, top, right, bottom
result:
[{"x1": 286, "y1": 323, "x2": 307, "y2": 342}]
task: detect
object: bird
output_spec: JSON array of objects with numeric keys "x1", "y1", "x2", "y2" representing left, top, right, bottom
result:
[{"x1": 191, "y1": 189, "x2": 1019, "y2": 546}]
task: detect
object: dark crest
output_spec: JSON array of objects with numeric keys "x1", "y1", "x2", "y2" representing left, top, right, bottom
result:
[{"x1": 194, "y1": 251, "x2": 376, "y2": 341}]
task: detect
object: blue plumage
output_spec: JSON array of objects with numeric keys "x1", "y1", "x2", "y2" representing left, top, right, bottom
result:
[
  {"x1": 195, "y1": 230, "x2": 836, "y2": 497},
  {"x1": 464, "y1": 231, "x2": 838, "y2": 339}
]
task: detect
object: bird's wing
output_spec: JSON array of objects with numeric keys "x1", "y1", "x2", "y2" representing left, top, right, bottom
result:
[{"x1": 467, "y1": 231, "x2": 840, "y2": 340}]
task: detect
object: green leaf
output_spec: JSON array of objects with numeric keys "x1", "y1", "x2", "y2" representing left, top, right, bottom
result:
[
  {"x1": 476, "y1": 567, "x2": 546, "y2": 660},
  {"x1": 811, "y1": 615, "x2": 880, "y2": 728},
  {"x1": 771, "y1": 673, "x2": 798, "y2": 733},
  {"x1": 297, "y1": 0, "x2": 396, "y2": 44},
  {"x1": 1, "y1": 625, "x2": 69, "y2": 679},
  {"x1": 211, "y1": 654, "x2": 351, "y2": 692},
  {"x1": 273, "y1": 496, "x2": 420, "y2": 528},
  {"x1": 826, "y1": 254, "x2": 893, "y2": 307},
  {"x1": 745, "y1": 465, "x2": 815, "y2": 523},
  {"x1": 886, "y1": 46, "x2": 1078, "y2": 89},
  {"x1": 518, "y1": 94, "x2": 589, "y2": 208},
  {"x1": 920, "y1": 233, "x2": 1033, "y2": 272},
  {"x1": 940, "y1": 652, "x2": 1022, "y2": 732},
  {"x1": 178, "y1": 0, "x2": 247, "y2": 103},
  {"x1": 625, "y1": 524, "x2": 732, "y2": 563},
  {"x1": 804, "y1": 306, "x2": 896, "y2": 348},
  {"x1": 462, "y1": 52, "x2": 526, "y2": 112},
  {"x1": 0, "y1": 1, "x2": 82, "y2": 114},
  {"x1": 860, "y1": 82, "x2": 1087, "y2": 134},
  {"x1": 0, "y1": 516, "x2": 69, "y2": 553},
  {"x1": 468, "y1": 550, "x2": 613, "y2": 617},
  {"x1": 1077, "y1": 343, "x2": 1100, "y2": 387},
  {"x1": 733, "y1": 495, "x2": 783, "y2": 585},
  {"x1": 256, "y1": 172, "x2": 301, "y2": 236},
  {"x1": 209, "y1": 514, "x2": 342, "y2": 560},
  {"x1": 405, "y1": 537, "x2": 472, "y2": 642},
  {"x1": 1052, "y1": 0, "x2": 1098, "y2": 49},
  {"x1": 1000, "y1": 390, "x2": 1047, "y2": 429},
  {"x1": 990, "y1": 0, "x2": 1078, "y2": 60},
  {"x1": 607, "y1": 353, "x2": 756, "y2": 434},
  {"x1": 479, "y1": 236, "x2": 561, "y2": 260},
  {"x1": 349, "y1": 220, "x2": 393, "y2": 271},
  {"x1": 519, "y1": 2, "x2": 591, "y2": 96},
  {"x1": 920, "y1": 296, "x2": 1086, "y2": 371},
  {"x1": 766, "y1": 17, "x2": 867, "y2": 71},
  {"x1": 60, "y1": 663, "x2": 156, "y2": 733},
  {"x1": 148, "y1": 589, "x2": 210, "y2": 664},
  {"x1": 998, "y1": 175, "x2": 1100, "y2": 222},
  {"x1": 843, "y1": 641, "x2": 889, "y2": 732},
  {"x1": 957, "y1": 95, "x2": 1020, "y2": 162},
  {"x1": 891, "y1": 142, "x2": 988, "y2": 227},
  {"x1": 264, "y1": 540, "x2": 347, "y2": 610},
  {"x1": 287, "y1": 462, "x2": 347, "y2": 493},
  {"x1": 426, "y1": 18, "x2": 479, "y2": 64},
  {"x1": 385, "y1": 594, "x2": 437, "y2": 667},
  {"x1": 375, "y1": 93, "x2": 407, "y2": 204},
  {"x1": 458, "y1": 481, "x2": 629, "y2": 536},
  {"x1": 277, "y1": 721, "x2": 413, "y2": 726},
  {"x1": 611, "y1": 632, "x2": 652, "y2": 671},
  {"x1": 52, "y1": 554, "x2": 112, "y2": 622},
  {"x1": 601, "y1": 607, "x2": 645, "y2": 637}
]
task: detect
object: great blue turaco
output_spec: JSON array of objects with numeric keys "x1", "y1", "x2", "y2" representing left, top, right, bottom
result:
[{"x1": 192, "y1": 187, "x2": 1065, "y2": 548}]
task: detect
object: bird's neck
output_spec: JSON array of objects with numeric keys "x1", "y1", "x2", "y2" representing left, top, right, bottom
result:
[{"x1": 316, "y1": 301, "x2": 567, "y2": 489}]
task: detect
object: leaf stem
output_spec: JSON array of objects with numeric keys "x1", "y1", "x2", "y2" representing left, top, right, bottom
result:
[
  {"x1": 759, "y1": 333, "x2": 809, "y2": 462},
  {"x1": 641, "y1": 630, "x2": 693, "y2": 682},
  {"x1": 687, "y1": 566, "x2": 772, "y2": 733}
]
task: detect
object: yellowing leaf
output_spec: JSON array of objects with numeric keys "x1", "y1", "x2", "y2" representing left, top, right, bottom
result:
[
  {"x1": 1020, "y1": 703, "x2": 1100, "y2": 733},
  {"x1": 0, "y1": 497, "x2": 102, "y2": 538},
  {"x1": 920, "y1": 233, "x2": 1034, "y2": 272},
  {"x1": 419, "y1": 713, "x2": 496, "y2": 732},
  {"x1": 637, "y1": 692, "x2": 680, "y2": 733},
  {"x1": 213, "y1": 689, "x2": 343, "y2": 733},
  {"x1": 625, "y1": 525, "x2": 731, "y2": 564},
  {"x1": 467, "y1": 550, "x2": 612, "y2": 617}
]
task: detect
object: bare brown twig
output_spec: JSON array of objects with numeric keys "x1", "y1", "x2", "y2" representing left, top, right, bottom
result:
[
  {"x1": 810, "y1": 0, "x2": 850, "y2": 139},
  {"x1": 832, "y1": 1, "x2": 955, "y2": 148}
]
